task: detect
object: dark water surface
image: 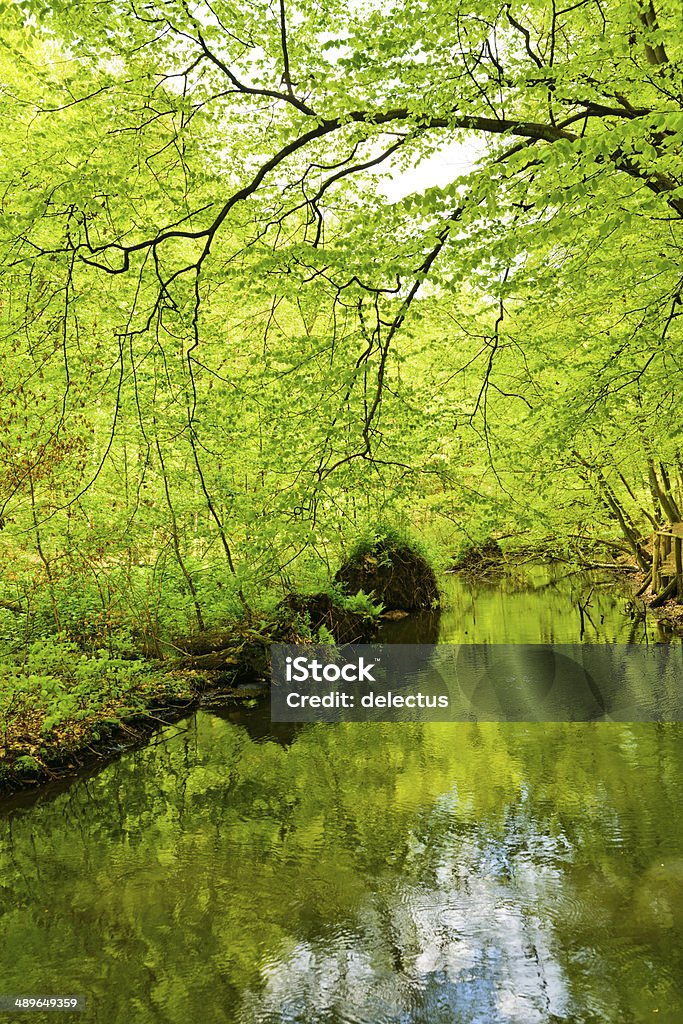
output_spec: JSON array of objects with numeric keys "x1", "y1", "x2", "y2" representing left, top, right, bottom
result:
[{"x1": 1, "y1": 573, "x2": 682, "y2": 1023}]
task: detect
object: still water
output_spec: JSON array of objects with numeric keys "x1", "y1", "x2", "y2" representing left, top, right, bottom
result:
[{"x1": 1, "y1": 573, "x2": 682, "y2": 1023}]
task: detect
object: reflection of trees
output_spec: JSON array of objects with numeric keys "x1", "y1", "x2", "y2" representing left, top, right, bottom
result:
[
  {"x1": 0, "y1": 717, "x2": 682, "y2": 1022},
  {"x1": 438, "y1": 573, "x2": 649, "y2": 644}
]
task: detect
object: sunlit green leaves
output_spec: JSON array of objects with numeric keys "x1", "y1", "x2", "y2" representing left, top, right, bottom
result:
[{"x1": 1, "y1": 0, "x2": 683, "y2": 637}]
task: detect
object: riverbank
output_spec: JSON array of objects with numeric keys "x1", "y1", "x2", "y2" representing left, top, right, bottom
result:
[
  {"x1": 632, "y1": 569, "x2": 683, "y2": 633},
  {"x1": 2, "y1": 559, "x2": 680, "y2": 799},
  {"x1": 0, "y1": 644, "x2": 253, "y2": 797},
  {"x1": 0, "y1": 585, "x2": 385, "y2": 796}
]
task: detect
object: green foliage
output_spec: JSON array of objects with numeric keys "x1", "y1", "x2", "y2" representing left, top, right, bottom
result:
[
  {"x1": 0, "y1": 0, "x2": 682, "y2": 663},
  {"x1": 12, "y1": 755, "x2": 41, "y2": 777},
  {"x1": 338, "y1": 589, "x2": 385, "y2": 619},
  {"x1": 314, "y1": 623, "x2": 337, "y2": 645},
  {"x1": 342, "y1": 525, "x2": 418, "y2": 561},
  {"x1": 0, "y1": 638, "x2": 192, "y2": 778}
]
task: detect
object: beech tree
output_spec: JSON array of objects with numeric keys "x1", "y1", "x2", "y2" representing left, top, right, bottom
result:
[
  {"x1": 7, "y1": 0, "x2": 681, "y2": 453},
  {"x1": 1, "y1": 0, "x2": 682, "y2": 631}
]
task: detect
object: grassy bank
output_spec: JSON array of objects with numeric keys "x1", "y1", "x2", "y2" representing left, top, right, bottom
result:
[
  {"x1": 0, "y1": 640, "x2": 221, "y2": 795},
  {"x1": 4, "y1": 539, "x2": 678, "y2": 799},
  {"x1": 0, "y1": 581, "x2": 387, "y2": 796}
]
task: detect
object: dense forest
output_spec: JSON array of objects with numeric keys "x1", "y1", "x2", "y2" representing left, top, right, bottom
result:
[
  {"x1": 1, "y1": 0, "x2": 682, "y2": 664},
  {"x1": 1, "y1": 7, "x2": 683, "y2": 1020}
]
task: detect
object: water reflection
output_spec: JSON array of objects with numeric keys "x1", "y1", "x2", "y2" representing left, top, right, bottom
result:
[
  {"x1": 1, "y1": 714, "x2": 683, "y2": 1023},
  {"x1": 434, "y1": 568, "x2": 661, "y2": 644},
  {"x1": 1, "y1": 572, "x2": 682, "y2": 1024},
  {"x1": 241, "y1": 819, "x2": 573, "y2": 1024}
]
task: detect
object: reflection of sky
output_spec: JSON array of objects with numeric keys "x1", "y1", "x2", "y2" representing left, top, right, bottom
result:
[{"x1": 238, "y1": 809, "x2": 571, "y2": 1024}]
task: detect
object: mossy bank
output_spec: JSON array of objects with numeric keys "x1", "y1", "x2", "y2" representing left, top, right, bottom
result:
[{"x1": 0, "y1": 584, "x2": 387, "y2": 797}]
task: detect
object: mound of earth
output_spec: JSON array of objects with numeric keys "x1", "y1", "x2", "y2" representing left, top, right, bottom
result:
[
  {"x1": 171, "y1": 589, "x2": 380, "y2": 684},
  {"x1": 452, "y1": 538, "x2": 504, "y2": 574},
  {"x1": 275, "y1": 592, "x2": 379, "y2": 644},
  {"x1": 335, "y1": 538, "x2": 439, "y2": 611}
]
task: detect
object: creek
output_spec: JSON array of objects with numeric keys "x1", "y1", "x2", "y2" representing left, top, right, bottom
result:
[{"x1": 1, "y1": 570, "x2": 682, "y2": 1023}]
